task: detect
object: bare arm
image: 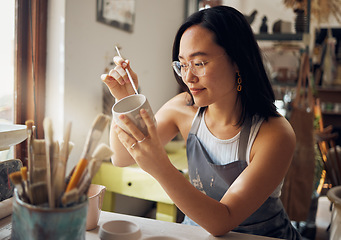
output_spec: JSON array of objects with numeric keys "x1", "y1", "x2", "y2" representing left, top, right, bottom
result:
[
  {"x1": 102, "y1": 56, "x2": 139, "y2": 166},
  {"x1": 103, "y1": 56, "x2": 192, "y2": 166}
]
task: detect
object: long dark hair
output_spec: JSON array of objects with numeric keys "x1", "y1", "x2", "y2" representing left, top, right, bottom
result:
[{"x1": 172, "y1": 6, "x2": 279, "y2": 125}]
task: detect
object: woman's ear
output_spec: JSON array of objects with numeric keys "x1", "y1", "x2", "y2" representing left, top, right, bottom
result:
[
  {"x1": 227, "y1": 56, "x2": 239, "y2": 73},
  {"x1": 233, "y1": 63, "x2": 239, "y2": 73}
]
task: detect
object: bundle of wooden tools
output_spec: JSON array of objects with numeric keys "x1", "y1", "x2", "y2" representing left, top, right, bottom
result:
[{"x1": 9, "y1": 114, "x2": 113, "y2": 208}]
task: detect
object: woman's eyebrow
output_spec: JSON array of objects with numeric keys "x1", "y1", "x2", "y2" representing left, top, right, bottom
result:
[{"x1": 178, "y1": 52, "x2": 208, "y2": 60}]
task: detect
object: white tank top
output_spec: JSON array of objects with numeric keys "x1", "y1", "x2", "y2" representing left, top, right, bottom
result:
[{"x1": 195, "y1": 108, "x2": 282, "y2": 198}]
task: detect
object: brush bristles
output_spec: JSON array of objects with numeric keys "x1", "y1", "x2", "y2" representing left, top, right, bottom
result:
[
  {"x1": 25, "y1": 120, "x2": 34, "y2": 131},
  {"x1": 9, "y1": 171, "x2": 22, "y2": 185},
  {"x1": 21, "y1": 167, "x2": 28, "y2": 181},
  {"x1": 92, "y1": 143, "x2": 114, "y2": 160},
  {"x1": 94, "y1": 114, "x2": 110, "y2": 131}
]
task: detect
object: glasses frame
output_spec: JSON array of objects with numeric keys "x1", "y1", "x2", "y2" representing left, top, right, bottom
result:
[{"x1": 172, "y1": 54, "x2": 226, "y2": 78}]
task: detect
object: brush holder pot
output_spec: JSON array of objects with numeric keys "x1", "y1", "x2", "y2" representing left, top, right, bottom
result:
[{"x1": 11, "y1": 190, "x2": 88, "y2": 240}]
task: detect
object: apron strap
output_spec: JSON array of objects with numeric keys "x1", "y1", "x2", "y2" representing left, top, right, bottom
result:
[
  {"x1": 238, "y1": 117, "x2": 252, "y2": 161},
  {"x1": 189, "y1": 107, "x2": 206, "y2": 135}
]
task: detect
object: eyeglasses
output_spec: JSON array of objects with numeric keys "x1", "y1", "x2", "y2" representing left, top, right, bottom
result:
[{"x1": 172, "y1": 54, "x2": 225, "y2": 78}]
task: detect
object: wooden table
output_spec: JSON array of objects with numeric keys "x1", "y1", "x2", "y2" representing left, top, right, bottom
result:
[
  {"x1": 0, "y1": 211, "x2": 281, "y2": 239},
  {"x1": 92, "y1": 147, "x2": 188, "y2": 222}
]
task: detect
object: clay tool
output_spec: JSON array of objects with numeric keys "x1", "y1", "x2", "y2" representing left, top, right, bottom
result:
[
  {"x1": 29, "y1": 182, "x2": 48, "y2": 205},
  {"x1": 65, "y1": 114, "x2": 110, "y2": 192},
  {"x1": 43, "y1": 117, "x2": 55, "y2": 208},
  {"x1": 115, "y1": 46, "x2": 138, "y2": 94},
  {"x1": 31, "y1": 139, "x2": 47, "y2": 183},
  {"x1": 54, "y1": 122, "x2": 72, "y2": 205},
  {"x1": 25, "y1": 120, "x2": 34, "y2": 185}
]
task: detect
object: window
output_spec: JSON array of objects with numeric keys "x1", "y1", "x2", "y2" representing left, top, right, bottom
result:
[
  {"x1": 0, "y1": 0, "x2": 47, "y2": 163},
  {"x1": 0, "y1": 2, "x2": 15, "y2": 160}
]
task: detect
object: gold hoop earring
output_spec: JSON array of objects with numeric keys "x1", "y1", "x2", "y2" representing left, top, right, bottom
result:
[{"x1": 237, "y1": 71, "x2": 242, "y2": 92}]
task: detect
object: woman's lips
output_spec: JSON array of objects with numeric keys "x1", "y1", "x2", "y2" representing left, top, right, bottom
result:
[{"x1": 190, "y1": 88, "x2": 205, "y2": 95}]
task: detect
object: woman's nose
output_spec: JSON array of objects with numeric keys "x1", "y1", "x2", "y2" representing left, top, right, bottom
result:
[{"x1": 184, "y1": 69, "x2": 198, "y2": 83}]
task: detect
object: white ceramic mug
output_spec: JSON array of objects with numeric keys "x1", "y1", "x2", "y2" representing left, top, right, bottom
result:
[{"x1": 112, "y1": 94, "x2": 155, "y2": 136}]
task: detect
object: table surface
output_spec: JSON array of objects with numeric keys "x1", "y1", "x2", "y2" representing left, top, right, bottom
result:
[{"x1": 0, "y1": 211, "x2": 279, "y2": 240}]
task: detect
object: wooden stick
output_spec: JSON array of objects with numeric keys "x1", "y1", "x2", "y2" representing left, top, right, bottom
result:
[{"x1": 43, "y1": 118, "x2": 55, "y2": 208}]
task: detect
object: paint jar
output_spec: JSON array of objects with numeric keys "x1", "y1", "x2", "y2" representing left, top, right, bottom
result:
[{"x1": 11, "y1": 190, "x2": 88, "y2": 240}]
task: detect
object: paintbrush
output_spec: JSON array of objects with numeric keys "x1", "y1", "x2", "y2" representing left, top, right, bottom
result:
[
  {"x1": 25, "y1": 120, "x2": 34, "y2": 185},
  {"x1": 65, "y1": 114, "x2": 110, "y2": 192},
  {"x1": 20, "y1": 167, "x2": 29, "y2": 203},
  {"x1": 92, "y1": 143, "x2": 114, "y2": 163},
  {"x1": 65, "y1": 165, "x2": 76, "y2": 187},
  {"x1": 43, "y1": 117, "x2": 55, "y2": 208},
  {"x1": 61, "y1": 188, "x2": 79, "y2": 206},
  {"x1": 77, "y1": 159, "x2": 99, "y2": 197},
  {"x1": 77, "y1": 143, "x2": 114, "y2": 196},
  {"x1": 9, "y1": 172, "x2": 25, "y2": 201}
]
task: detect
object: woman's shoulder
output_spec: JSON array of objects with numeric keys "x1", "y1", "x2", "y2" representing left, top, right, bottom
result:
[
  {"x1": 156, "y1": 92, "x2": 198, "y2": 139},
  {"x1": 256, "y1": 115, "x2": 296, "y2": 148},
  {"x1": 160, "y1": 92, "x2": 198, "y2": 116},
  {"x1": 250, "y1": 115, "x2": 296, "y2": 165}
]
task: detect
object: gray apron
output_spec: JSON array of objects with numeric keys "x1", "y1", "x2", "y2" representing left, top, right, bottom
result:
[{"x1": 184, "y1": 107, "x2": 301, "y2": 239}]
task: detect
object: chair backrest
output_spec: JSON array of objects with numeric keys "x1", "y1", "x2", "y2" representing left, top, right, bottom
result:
[
  {"x1": 316, "y1": 126, "x2": 340, "y2": 186},
  {"x1": 0, "y1": 159, "x2": 23, "y2": 201}
]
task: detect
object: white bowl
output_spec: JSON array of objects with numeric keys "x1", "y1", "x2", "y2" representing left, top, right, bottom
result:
[
  {"x1": 143, "y1": 237, "x2": 184, "y2": 240},
  {"x1": 99, "y1": 220, "x2": 141, "y2": 240},
  {"x1": 0, "y1": 124, "x2": 27, "y2": 151}
]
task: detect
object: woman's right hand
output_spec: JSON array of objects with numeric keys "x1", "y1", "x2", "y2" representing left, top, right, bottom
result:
[{"x1": 101, "y1": 56, "x2": 138, "y2": 101}]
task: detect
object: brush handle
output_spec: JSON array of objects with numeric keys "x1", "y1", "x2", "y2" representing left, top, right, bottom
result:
[
  {"x1": 65, "y1": 158, "x2": 88, "y2": 192},
  {"x1": 55, "y1": 122, "x2": 72, "y2": 205},
  {"x1": 115, "y1": 46, "x2": 138, "y2": 94}
]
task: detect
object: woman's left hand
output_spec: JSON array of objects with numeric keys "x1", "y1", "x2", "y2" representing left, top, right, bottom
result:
[{"x1": 113, "y1": 109, "x2": 170, "y2": 175}]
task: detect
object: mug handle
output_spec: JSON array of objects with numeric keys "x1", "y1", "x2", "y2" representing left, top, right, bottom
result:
[{"x1": 98, "y1": 187, "x2": 106, "y2": 210}]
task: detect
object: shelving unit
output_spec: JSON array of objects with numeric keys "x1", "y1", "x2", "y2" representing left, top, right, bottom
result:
[
  {"x1": 256, "y1": 33, "x2": 304, "y2": 41},
  {"x1": 317, "y1": 87, "x2": 341, "y2": 128},
  {"x1": 255, "y1": 0, "x2": 311, "y2": 42},
  {"x1": 256, "y1": 0, "x2": 312, "y2": 103}
]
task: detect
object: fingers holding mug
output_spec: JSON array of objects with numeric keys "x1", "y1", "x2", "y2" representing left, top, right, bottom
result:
[
  {"x1": 118, "y1": 114, "x2": 146, "y2": 143},
  {"x1": 140, "y1": 109, "x2": 157, "y2": 137}
]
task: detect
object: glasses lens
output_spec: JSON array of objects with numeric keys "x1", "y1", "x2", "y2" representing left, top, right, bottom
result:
[
  {"x1": 172, "y1": 61, "x2": 182, "y2": 77},
  {"x1": 172, "y1": 60, "x2": 206, "y2": 77},
  {"x1": 190, "y1": 60, "x2": 205, "y2": 77}
]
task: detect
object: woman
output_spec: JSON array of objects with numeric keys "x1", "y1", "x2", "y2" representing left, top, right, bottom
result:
[{"x1": 102, "y1": 6, "x2": 301, "y2": 239}]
